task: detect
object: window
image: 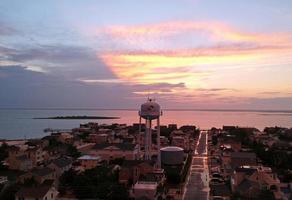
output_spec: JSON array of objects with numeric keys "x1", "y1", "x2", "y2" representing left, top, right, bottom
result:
[{"x1": 51, "y1": 193, "x2": 53, "y2": 198}]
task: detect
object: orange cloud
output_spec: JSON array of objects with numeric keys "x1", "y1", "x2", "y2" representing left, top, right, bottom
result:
[
  {"x1": 100, "y1": 44, "x2": 292, "y2": 86},
  {"x1": 96, "y1": 21, "x2": 292, "y2": 99}
]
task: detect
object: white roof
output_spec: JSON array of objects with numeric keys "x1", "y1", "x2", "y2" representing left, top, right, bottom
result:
[
  {"x1": 160, "y1": 146, "x2": 184, "y2": 152},
  {"x1": 134, "y1": 182, "x2": 158, "y2": 190},
  {"x1": 78, "y1": 155, "x2": 100, "y2": 160}
]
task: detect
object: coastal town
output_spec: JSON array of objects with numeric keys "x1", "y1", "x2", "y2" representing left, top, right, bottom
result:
[
  {"x1": 1, "y1": 0, "x2": 292, "y2": 199},
  {"x1": 0, "y1": 101, "x2": 291, "y2": 200}
]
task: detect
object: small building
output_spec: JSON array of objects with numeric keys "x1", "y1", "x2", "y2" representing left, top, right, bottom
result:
[
  {"x1": 160, "y1": 136, "x2": 169, "y2": 147},
  {"x1": 0, "y1": 176, "x2": 8, "y2": 184},
  {"x1": 170, "y1": 130, "x2": 191, "y2": 150},
  {"x1": 6, "y1": 145, "x2": 46, "y2": 170},
  {"x1": 88, "y1": 133, "x2": 108, "y2": 143},
  {"x1": 48, "y1": 157, "x2": 72, "y2": 177},
  {"x1": 11, "y1": 154, "x2": 33, "y2": 171},
  {"x1": 119, "y1": 160, "x2": 155, "y2": 185},
  {"x1": 77, "y1": 155, "x2": 101, "y2": 170},
  {"x1": 231, "y1": 166, "x2": 281, "y2": 199},
  {"x1": 171, "y1": 136, "x2": 187, "y2": 150},
  {"x1": 57, "y1": 133, "x2": 74, "y2": 144},
  {"x1": 90, "y1": 143, "x2": 140, "y2": 161},
  {"x1": 168, "y1": 124, "x2": 177, "y2": 130},
  {"x1": 132, "y1": 181, "x2": 158, "y2": 200},
  {"x1": 15, "y1": 184, "x2": 58, "y2": 200},
  {"x1": 97, "y1": 128, "x2": 112, "y2": 135},
  {"x1": 19, "y1": 167, "x2": 57, "y2": 184},
  {"x1": 26, "y1": 146, "x2": 45, "y2": 165},
  {"x1": 230, "y1": 152, "x2": 257, "y2": 169}
]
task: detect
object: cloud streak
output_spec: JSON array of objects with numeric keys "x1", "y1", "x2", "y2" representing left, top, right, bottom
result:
[
  {"x1": 95, "y1": 20, "x2": 292, "y2": 101},
  {"x1": 101, "y1": 21, "x2": 292, "y2": 49}
]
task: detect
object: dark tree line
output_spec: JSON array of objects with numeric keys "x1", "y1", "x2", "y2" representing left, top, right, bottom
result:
[{"x1": 58, "y1": 165, "x2": 129, "y2": 199}]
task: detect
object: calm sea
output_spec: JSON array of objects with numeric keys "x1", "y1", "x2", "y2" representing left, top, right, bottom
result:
[{"x1": 0, "y1": 109, "x2": 292, "y2": 139}]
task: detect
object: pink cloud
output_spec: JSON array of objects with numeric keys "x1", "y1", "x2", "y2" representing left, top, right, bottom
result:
[{"x1": 100, "y1": 21, "x2": 292, "y2": 46}]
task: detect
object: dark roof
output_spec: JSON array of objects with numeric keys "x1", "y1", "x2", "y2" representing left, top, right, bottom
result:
[
  {"x1": 16, "y1": 154, "x2": 29, "y2": 161},
  {"x1": 16, "y1": 185, "x2": 52, "y2": 198},
  {"x1": 93, "y1": 143, "x2": 137, "y2": 151},
  {"x1": 31, "y1": 167, "x2": 54, "y2": 177},
  {"x1": 26, "y1": 139, "x2": 43, "y2": 146},
  {"x1": 211, "y1": 184, "x2": 231, "y2": 196},
  {"x1": 8, "y1": 145, "x2": 20, "y2": 151},
  {"x1": 26, "y1": 146, "x2": 39, "y2": 152},
  {"x1": 139, "y1": 173, "x2": 160, "y2": 182},
  {"x1": 122, "y1": 160, "x2": 144, "y2": 167},
  {"x1": 41, "y1": 135, "x2": 52, "y2": 140},
  {"x1": 122, "y1": 160, "x2": 155, "y2": 168},
  {"x1": 235, "y1": 167, "x2": 257, "y2": 175},
  {"x1": 123, "y1": 138, "x2": 134, "y2": 143},
  {"x1": 137, "y1": 196, "x2": 151, "y2": 200},
  {"x1": 42, "y1": 179, "x2": 55, "y2": 186},
  {"x1": 51, "y1": 157, "x2": 72, "y2": 168},
  {"x1": 43, "y1": 145, "x2": 67, "y2": 153},
  {"x1": 231, "y1": 152, "x2": 256, "y2": 159},
  {"x1": 237, "y1": 179, "x2": 259, "y2": 192}
]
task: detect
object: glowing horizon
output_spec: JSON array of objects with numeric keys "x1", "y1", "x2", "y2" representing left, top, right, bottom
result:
[{"x1": 1, "y1": 0, "x2": 292, "y2": 109}]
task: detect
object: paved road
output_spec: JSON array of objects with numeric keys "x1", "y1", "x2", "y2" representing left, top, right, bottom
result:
[{"x1": 183, "y1": 131, "x2": 209, "y2": 200}]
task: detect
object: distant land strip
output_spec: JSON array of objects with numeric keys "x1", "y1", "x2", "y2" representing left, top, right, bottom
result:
[
  {"x1": 3, "y1": 107, "x2": 292, "y2": 113},
  {"x1": 34, "y1": 116, "x2": 120, "y2": 120}
]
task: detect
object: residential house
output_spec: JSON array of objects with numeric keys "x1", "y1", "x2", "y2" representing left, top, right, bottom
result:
[
  {"x1": 88, "y1": 133, "x2": 108, "y2": 143},
  {"x1": 57, "y1": 133, "x2": 74, "y2": 144},
  {"x1": 89, "y1": 143, "x2": 140, "y2": 161},
  {"x1": 170, "y1": 130, "x2": 191, "y2": 150},
  {"x1": 160, "y1": 136, "x2": 169, "y2": 147},
  {"x1": 231, "y1": 166, "x2": 281, "y2": 199},
  {"x1": 132, "y1": 181, "x2": 159, "y2": 200},
  {"x1": 48, "y1": 157, "x2": 72, "y2": 177},
  {"x1": 230, "y1": 152, "x2": 257, "y2": 169},
  {"x1": 19, "y1": 167, "x2": 57, "y2": 184},
  {"x1": 26, "y1": 146, "x2": 45, "y2": 165},
  {"x1": 9, "y1": 154, "x2": 33, "y2": 171},
  {"x1": 119, "y1": 160, "x2": 156, "y2": 185},
  {"x1": 77, "y1": 155, "x2": 101, "y2": 170},
  {"x1": 15, "y1": 183, "x2": 58, "y2": 200}
]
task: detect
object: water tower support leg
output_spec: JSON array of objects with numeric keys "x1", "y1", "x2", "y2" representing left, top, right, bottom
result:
[{"x1": 157, "y1": 118, "x2": 161, "y2": 168}]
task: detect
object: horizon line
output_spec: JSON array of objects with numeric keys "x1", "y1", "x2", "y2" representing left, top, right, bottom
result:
[{"x1": 0, "y1": 107, "x2": 292, "y2": 113}]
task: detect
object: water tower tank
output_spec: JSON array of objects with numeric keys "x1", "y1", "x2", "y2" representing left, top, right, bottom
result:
[
  {"x1": 160, "y1": 146, "x2": 184, "y2": 165},
  {"x1": 139, "y1": 99, "x2": 161, "y2": 120}
]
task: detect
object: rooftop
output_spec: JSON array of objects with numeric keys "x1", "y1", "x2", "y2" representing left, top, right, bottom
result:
[
  {"x1": 51, "y1": 157, "x2": 72, "y2": 168},
  {"x1": 16, "y1": 185, "x2": 53, "y2": 198},
  {"x1": 160, "y1": 146, "x2": 184, "y2": 151},
  {"x1": 134, "y1": 181, "x2": 158, "y2": 190},
  {"x1": 93, "y1": 143, "x2": 137, "y2": 151},
  {"x1": 31, "y1": 167, "x2": 54, "y2": 176},
  {"x1": 78, "y1": 155, "x2": 101, "y2": 160},
  {"x1": 231, "y1": 152, "x2": 256, "y2": 159}
]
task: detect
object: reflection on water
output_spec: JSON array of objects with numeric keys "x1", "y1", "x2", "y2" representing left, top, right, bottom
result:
[{"x1": 0, "y1": 109, "x2": 292, "y2": 139}]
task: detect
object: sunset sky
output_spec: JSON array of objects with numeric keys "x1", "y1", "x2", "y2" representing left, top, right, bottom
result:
[{"x1": 1, "y1": 0, "x2": 292, "y2": 109}]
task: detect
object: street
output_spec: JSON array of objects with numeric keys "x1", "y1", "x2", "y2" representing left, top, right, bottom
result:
[{"x1": 183, "y1": 131, "x2": 209, "y2": 200}]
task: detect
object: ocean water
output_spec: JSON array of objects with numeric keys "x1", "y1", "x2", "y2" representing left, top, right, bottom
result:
[{"x1": 0, "y1": 109, "x2": 292, "y2": 139}]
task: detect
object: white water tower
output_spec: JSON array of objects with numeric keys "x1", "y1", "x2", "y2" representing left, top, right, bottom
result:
[{"x1": 139, "y1": 98, "x2": 162, "y2": 167}]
